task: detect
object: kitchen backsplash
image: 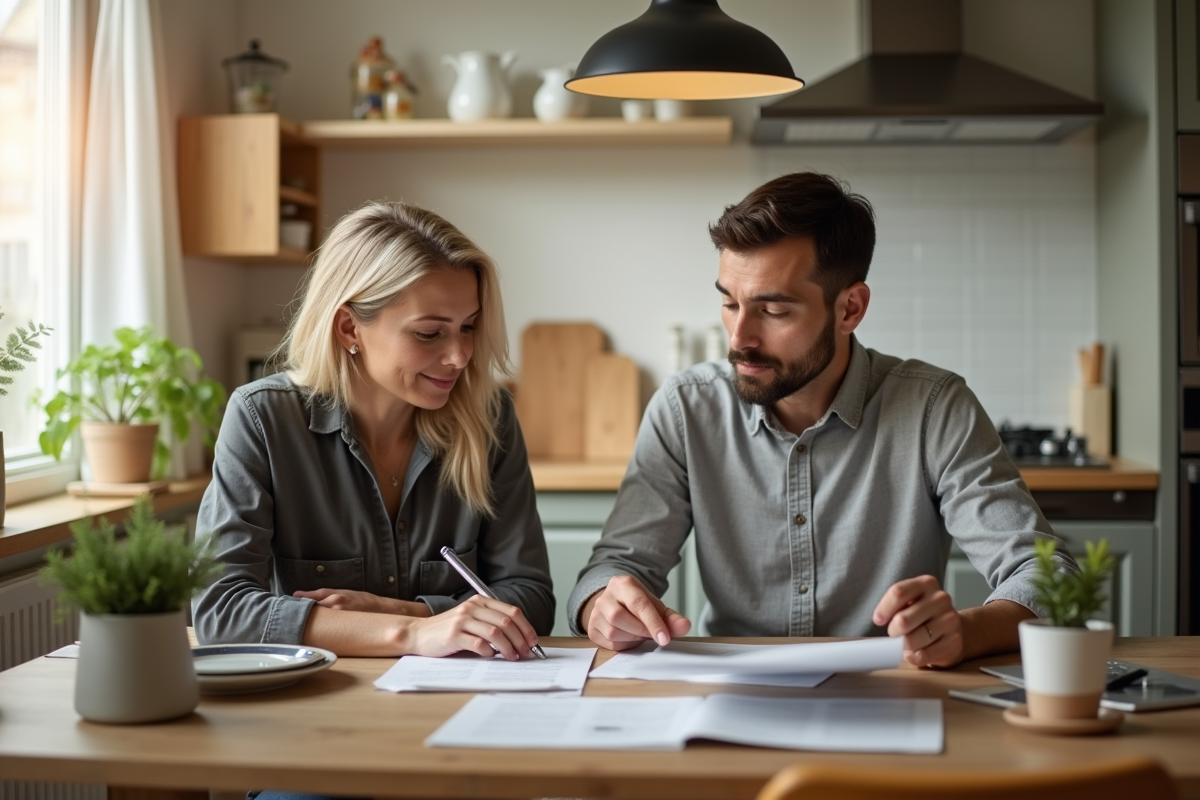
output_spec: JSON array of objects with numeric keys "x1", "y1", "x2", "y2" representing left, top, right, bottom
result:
[{"x1": 305, "y1": 141, "x2": 1095, "y2": 433}]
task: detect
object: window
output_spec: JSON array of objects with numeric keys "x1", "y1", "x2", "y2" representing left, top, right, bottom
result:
[{"x1": 1, "y1": 0, "x2": 74, "y2": 502}]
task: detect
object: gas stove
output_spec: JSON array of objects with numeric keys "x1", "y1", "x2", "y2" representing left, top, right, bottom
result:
[{"x1": 996, "y1": 424, "x2": 1110, "y2": 469}]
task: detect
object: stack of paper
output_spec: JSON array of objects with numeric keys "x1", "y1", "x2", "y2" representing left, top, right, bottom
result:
[
  {"x1": 427, "y1": 693, "x2": 943, "y2": 753},
  {"x1": 374, "y1": 647, "x2": 596, "y2": 694},
  {"x1": 589, "y1": 637, "x2": 903, "y2": 687}
]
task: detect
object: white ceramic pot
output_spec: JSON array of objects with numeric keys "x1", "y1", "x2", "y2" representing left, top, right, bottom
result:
[
  {"x1": 533, "y1": 66, "x2": 587, "y2": 122},
  {"x1": 443, "y1": 50, "x2": 516, "y2": 121},
  {"x1": 1018, "y1": 618, "x2": 1113, "y2": 720},
  {"x1": 76, "y1": 610, "x2": 199, "y2": 723}
]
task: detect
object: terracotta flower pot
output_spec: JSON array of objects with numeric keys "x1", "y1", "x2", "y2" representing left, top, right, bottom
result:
[
  {"x1": 79, "y1": 422, "x2": 158, "y2": 483},
  {"x1": 75, "y1": 610, "x2": 198, "y2": 723},
  {"x1": 1018, "y1": 618, "x2": 1114, "y2": 720}
]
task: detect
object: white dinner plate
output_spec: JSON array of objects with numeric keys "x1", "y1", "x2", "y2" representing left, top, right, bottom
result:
[
  {"x1": 192, "y1": 646, "x2": 338, "y2": 695},
  {"x1": 192, "y1": 644, "x2": 326, "y2": 675}
]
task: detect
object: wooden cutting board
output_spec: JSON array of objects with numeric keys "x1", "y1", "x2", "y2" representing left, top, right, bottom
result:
[
  {"x1": 583, "y1": 354, "x2": 640, "y2": 462},
  {"x1": 516, "y1": 322, "x2": 605, "y2": 459}
]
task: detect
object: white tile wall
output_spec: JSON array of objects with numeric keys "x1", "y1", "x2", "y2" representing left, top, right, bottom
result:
[{"x1": 763, "y1": 142, "x2": 1097, "y2": 430}]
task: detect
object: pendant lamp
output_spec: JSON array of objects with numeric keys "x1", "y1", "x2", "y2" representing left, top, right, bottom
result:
[{"x1": 565, "y1": 0, "x2": 803, "y2": 101}]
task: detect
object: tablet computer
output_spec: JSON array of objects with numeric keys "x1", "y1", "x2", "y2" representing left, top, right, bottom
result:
[{"x1": 980, "y1": 660, "x2": 1200, "y2": 712}]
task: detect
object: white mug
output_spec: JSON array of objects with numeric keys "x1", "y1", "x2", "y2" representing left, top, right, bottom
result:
[{"x1": 654, "y1": 99, "x2": 694, "y2": 121}]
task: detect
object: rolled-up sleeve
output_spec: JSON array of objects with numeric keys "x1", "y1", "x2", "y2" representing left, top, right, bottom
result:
[
  {"x1": 192, "y1": 389, "x2": 316, "y2": 645},
  {"x1": 923, "y1": 376, "x2": 1077, "y2": 617}
]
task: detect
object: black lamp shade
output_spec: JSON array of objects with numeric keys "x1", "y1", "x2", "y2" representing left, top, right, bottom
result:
[{"x1": 565, "y1": 0, "x2": 803, "y2": 100}]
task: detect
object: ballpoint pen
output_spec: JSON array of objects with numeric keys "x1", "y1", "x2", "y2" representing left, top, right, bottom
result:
[
  {"x1": 440, "y1": 545, "x2": 548, "y2": 660},
  {"x1": 1105, "y1": 668, "x2": 1149, "y2": 692}
]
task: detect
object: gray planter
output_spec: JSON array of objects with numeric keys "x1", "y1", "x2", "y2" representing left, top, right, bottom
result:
[{"x1": 75, "y1": 610, "x2": 198, "y2": 723}]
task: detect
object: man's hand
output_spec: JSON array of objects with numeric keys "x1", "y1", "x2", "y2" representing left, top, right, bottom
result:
[
  {"x1": 294, "y1": 588, "x2": 431, "y2": 618},
  {"x1": 581, "y1": 575, "x2": 691, "y2": 651},
  {"x1": 872, "y1": 575, "x2": 963, "y2": 668}
]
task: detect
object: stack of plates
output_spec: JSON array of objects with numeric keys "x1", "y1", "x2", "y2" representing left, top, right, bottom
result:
[{"x1": 192, "y1": 644, "x2": 338, "y2": 694}]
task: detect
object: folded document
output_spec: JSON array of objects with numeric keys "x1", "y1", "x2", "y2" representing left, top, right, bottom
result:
[{"x1": 427, "y1": 693, "x2": 943, "y2": 753}]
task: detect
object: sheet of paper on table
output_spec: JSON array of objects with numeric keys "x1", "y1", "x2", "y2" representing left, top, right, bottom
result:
[
  {"x1": 589, "y1": 641, "x2": 830, "y2": 687},
  {"x1": 589, "y1": 637, "x2": 902, "y2": 685},
  {"x1": 374, "y1": 646, "x2": 596, "y2": 694},
  {"x1": 426, "y1": 693, "x2": 944, "y2": 753}
]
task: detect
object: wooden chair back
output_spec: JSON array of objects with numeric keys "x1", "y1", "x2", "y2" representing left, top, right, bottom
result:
[{"x1": 755, "y1": 756, "x2": 1178, "y2": 800}]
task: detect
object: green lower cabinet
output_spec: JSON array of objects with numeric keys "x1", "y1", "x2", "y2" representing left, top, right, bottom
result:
[
  {"x1": 943, "y1": 521, "x2": 1156, "y2": 636},
  {"x1": 538, "y1": 492, "x2": 685, "y2": 637}
]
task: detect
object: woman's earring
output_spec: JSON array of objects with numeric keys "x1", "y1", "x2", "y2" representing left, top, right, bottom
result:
[{"x1": 349, "y1": 344, "x2": 359, "y2": 355}]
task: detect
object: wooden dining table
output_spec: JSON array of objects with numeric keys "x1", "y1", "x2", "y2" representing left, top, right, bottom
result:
[{"x1": 1, "y1": 637, "x2": 1198, "y2": 800}]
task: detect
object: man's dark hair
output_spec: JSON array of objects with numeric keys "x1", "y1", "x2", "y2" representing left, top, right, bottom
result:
[{"x1": 708, "y1": 172, "x2": 876, "y2": 307}]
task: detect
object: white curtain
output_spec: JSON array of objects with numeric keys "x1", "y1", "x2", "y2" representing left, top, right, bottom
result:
[{"x1": 80, "y1": 0, "x2": 198, "y2": 478}]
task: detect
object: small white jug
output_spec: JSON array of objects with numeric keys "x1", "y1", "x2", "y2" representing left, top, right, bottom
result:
[
  {"x1": 533, "y1": 65, "x2": 587, "y2": 122},
  {"x1": 443, "y1": 50, "x2": 517, "y2": 121}
]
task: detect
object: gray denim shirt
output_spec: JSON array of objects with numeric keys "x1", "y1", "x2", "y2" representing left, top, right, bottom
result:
[
  {"x1": 568, "y1": 337, "x2": 1071, "y2": 637},
  {"x1": 193, "y1": 374, "x2": 554, "y2": 645}
]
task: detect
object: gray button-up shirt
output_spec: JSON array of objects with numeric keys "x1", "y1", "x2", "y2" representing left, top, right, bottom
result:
[
  {"x1": 193, "y1": 374, "x2": 554, "y2": 645},
  {"x1": 568, "y1": 337, "x2": 1068, "y2": 637}
]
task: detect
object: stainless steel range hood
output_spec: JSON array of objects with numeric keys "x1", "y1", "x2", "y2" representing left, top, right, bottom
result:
[{"x1": 753, "y1": 0, "x2": 1103, "y2": 145}]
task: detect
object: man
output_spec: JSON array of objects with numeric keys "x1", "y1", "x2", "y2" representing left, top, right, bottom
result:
[{"x1": 567, "y1": 172, "x2": 1071, "y2": 668}]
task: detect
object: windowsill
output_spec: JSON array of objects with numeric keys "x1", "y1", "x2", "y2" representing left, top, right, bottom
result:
[{"x1": 0, "y1": 474, "x2": 211, "y2": 559}]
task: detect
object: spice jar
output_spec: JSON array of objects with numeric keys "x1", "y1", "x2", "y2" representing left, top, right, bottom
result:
[
  {"x1": 222, "y1": 40, "x2": 288, "y2": 114},
  {"x1": 383, "y1": 70, "x2": 418, "y2": 120},
  {"x1": 351, "y1": 36, "x2": 396, "y2": 120}
]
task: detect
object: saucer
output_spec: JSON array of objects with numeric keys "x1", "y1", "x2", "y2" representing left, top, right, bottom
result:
[
  {"x1": 194, "y1": 647, "x2": 337, "y2": 694},
  {"x1": 192, "y1": 644, "x2": 327, "y2": 675},
  {"x1": 1003, "y1": 704, "x2": 1124, "y2": 735}
]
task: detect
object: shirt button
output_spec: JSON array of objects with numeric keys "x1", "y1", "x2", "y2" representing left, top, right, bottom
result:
[
  {"x1": 316, "y1": 565, "x2": 325, "y2": 574},
  {"x1": 397, "y1": 521, "x2": 406, "y2": 531},
  {"x1": 797, "y1": 444, "x2": 807, "y2": 454},
  {"x1": 798, "y1": 584, "x2": 809, "y2": 594},
  {"x1": 794, "y1": 514, "x2": 806, "y2": 525},
  {"x1": 387, "y1": 575, "x2": 395, "y2": 584}
]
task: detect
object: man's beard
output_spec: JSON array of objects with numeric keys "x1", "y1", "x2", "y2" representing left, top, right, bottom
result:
[{"x1": 729, "y1": 312, "x2": 837, "y2": 407}]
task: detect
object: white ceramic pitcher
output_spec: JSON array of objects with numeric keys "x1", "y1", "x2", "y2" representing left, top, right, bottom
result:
[
  {"x1": 443, "y1": 50, "x2": 516, "y2": 121},
  {"x1": 533, "y1": 65, "x2": 587, "y2": 122}
]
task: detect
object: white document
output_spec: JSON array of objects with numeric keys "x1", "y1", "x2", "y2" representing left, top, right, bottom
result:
[
  {"x1": 590, "y1": 638, "x2": 901, "y2": 685},
  {"x1": 629, "y1": 636, "x2": 903, "y2": 679},
  {"x1": 427, "y1": 693, "x2": 943, "y2": 754},
  {"x1": 374, "y1": 646, "x2": 596, "y2": 694}
]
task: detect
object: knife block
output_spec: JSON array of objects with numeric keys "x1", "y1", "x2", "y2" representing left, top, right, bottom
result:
[{"x1": 1068, "y1": 384, "x2": 1112, "y2": 457}]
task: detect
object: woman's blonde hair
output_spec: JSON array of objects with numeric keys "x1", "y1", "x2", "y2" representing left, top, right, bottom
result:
[{"x1": 282, "y1": 201, "x2": 510, "y2": 517}]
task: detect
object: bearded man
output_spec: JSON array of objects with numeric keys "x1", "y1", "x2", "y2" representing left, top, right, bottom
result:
[{"x1": 567, "y1": 172, "x2": 1074, "y2": 668}]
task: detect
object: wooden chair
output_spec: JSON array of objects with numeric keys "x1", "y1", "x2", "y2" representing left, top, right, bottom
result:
[{"x1": 755, "y1": 756, "x2": 1178, "y2": 800}]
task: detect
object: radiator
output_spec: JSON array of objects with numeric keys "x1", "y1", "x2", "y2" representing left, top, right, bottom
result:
[{"x1": 0, "y1": 570, "x2": 103, "y2": 800}]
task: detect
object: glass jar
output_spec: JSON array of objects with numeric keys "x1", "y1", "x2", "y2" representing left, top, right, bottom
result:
[
  {"x1": 351, "y1": 36, "x2": 396, "y2": 120},
  {"x1": 382, "y1": 70, "x2": 417, "y2": 120},
  {"x1": 222, "y1": 40, "x2": 288, "y2": 114}
]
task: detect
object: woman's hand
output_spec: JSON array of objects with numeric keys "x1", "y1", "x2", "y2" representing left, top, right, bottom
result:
[
  {"x1": 405, "y1": 595, "x2": 540, "y2": 661},
  {"x1": 294, "y1": 588, "x2": 431, "y2": 618}
]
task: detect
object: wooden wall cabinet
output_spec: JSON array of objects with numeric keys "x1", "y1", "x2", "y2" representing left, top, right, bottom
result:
[{"x1": 178, "y1": 114, "x2": 320, "y2": 263}]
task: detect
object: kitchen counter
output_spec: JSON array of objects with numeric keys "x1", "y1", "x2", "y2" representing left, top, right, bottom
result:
[
  {"x1": 0, "y1": 458, "x2": 1159, "y2": 561},
  {"x1": 531, "y1": 456, "x2": 1160, "y2": 492}
]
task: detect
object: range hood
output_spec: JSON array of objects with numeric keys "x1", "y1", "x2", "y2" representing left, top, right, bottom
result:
[{"x1": 753, "y1": 0, "x2": 1103, "y2": 145}]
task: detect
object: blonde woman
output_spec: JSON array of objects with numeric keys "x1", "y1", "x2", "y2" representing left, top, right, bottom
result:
[{"x1": 193, "y1": 202, "x2": 554, "y2": 659}]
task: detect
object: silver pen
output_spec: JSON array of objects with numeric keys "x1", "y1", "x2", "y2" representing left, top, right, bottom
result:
[{"x1": 440, "y1": 545, "x2": 548, "y2": 660}]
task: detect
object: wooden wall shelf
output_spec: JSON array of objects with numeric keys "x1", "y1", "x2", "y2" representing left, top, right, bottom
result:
[{"x1": 300, "y1": 117, "x2": 734, "y2": 147}]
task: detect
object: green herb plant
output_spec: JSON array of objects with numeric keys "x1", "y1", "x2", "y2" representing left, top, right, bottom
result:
[
  {"x1": 1030, "y1": 536, "x2": 1116, "y2": 628},
  {"x1": 40, "y1": 494, "x2": 222, "y2": 615},
  {"x1": 38, "y1": 326, "x2": 226, "y2": 477},
  {"x1": 0, "y1": 311, "x2": 52, "y2": 396}
]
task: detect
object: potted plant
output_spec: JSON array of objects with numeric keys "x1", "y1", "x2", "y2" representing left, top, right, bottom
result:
[
  {"x1": 40, "y1": 494, "x2": 222, "y2": 723},
  {"x1": 38, "y1": 326, "x2": 225, "y2": 484},
  {"x1": 1017, "y1": 536, "x2": 1117, "y2": 723},
  {"x1": 0, "y1": 313, "x2": 52, "y2": 525}
]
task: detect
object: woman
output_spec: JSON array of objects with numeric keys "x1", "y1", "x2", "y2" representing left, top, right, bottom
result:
[{"x1": 193, "y1": 201, "x2": 554, "y2": 659}]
